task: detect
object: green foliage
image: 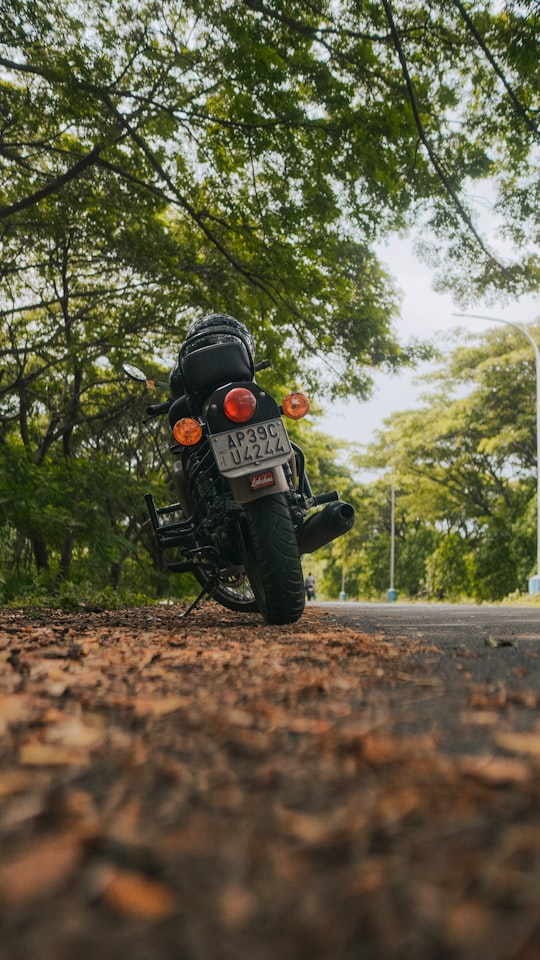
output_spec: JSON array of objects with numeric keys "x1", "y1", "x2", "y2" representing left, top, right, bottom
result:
[
  {"x1": 348, "y1": 322, "x2": 540, "y2": 602},
  {"x1": 424, "y1": 533, "x2": 474, "y2": 602},
  {"x1": 0, "y1": 2, "x2": 539, "y2": 598},
  {"x1": 0, "y1": 0, "x2": 417, "y2": 400},
  {"x1": 1, "y1": 1, "x2": 539, "y2": 377},
  {"x1": 316, "y1": 476, "x2": 441, "y2": 601}
]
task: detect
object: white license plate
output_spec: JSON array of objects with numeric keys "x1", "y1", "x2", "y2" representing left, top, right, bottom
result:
[{"x1": 210, "y1": 418, "x2": 292, "y2": 477}]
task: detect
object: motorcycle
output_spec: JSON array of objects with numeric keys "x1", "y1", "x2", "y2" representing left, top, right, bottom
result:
[
  {"x1": 124, "y1": 314, "x2": 354, "y2": 624},
  {"x1": 305, "y1": 576, "x2": 316, "y2": 602}
]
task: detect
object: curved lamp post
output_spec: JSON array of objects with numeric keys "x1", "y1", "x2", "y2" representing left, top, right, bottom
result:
[
  {"x1": 454, "y1": 312, "x2": 540, "y2": 594},
  {"x1": 387, "y1": 482, "x2": 398, "y2": 601}
]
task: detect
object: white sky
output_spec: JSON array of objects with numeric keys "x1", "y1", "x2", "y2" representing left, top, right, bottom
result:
[{"x1": 319, "y1": 234, "x2": 540, "y2": 458}]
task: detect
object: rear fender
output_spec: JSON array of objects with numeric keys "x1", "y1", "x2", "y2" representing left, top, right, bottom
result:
[{"x1": 204, "y1": 381, "x2": 281, "y2": 431}]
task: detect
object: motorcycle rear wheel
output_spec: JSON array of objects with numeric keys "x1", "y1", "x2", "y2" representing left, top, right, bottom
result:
[
  {"x1": 242, "y1": 493, "x2": 305, "y2": 625},
  {"x1": 193, "y1": 566, "x2": 259, "y2": 613}
]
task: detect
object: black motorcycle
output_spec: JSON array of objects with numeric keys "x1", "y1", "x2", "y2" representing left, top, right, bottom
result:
[{"x1": 125, "y1": 314, "x2": 354, "y2": 624}]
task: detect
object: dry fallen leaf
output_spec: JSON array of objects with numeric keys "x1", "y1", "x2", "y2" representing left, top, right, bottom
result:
[
  {"x1": 219, "y1": 883, "x2": 256, "y2": 929},
  {"x1": 0, "y1": 835, "x2": 82, "y2": 903},
  {"x1": 0, "y1": 768, "x2": 44, "y2": 798},
  {"x1": 495, "y1": 731, "x2": 540, "y2": 756},
  {"x1": 132, "y1": 695, "x2": 188, "y2": 717},
  {"x1": 19, "y1": 743, "x2": 90, "y2": 766},
  {"x1": 458, "y1": 754, "x2": 531, "y2": 784},
  {"x1": 0, "y1": 694, "x2": 36, "y2": 733},
  {"x1": 443, "y1": 900, "x2": 498, "y2": 951},
  {"x1": 101, "y1": 869, "x2": 177, "y2": 919},
  {"x1": 45, "y1": 716, "x2": 104, "y2": 749}
]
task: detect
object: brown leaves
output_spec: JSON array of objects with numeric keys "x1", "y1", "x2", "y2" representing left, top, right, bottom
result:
[
  {"x1": 0, "y1": 603, "x2": 540, "y2": 960},
  {"x1": 131, "y1": 694, "x2": 189, "y2": 717},
  {"x1": 99, "y1": 869, "x2": 177, "y2": 920},
  {"x1": 0, "y1": 694, "x2": 35, "y2": 733},
  {"x1": 0, "y1": 834, "x2": 82, "y2": 904},
  {"x1": 495, "y1": 731, "x2": 540, "y2": 756}
]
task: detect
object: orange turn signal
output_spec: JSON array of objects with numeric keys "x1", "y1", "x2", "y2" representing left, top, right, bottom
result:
[
  {"x1": 223, "y1": 387, "x2": 257, "y2": 423},
  {"x1": 173, "y1": 417, "x2": 203, "y2": 446},
  {"x1": 281, "y1": 392, "x2": 310, "y2": 420}
]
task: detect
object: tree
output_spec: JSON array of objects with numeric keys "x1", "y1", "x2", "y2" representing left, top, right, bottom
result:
[
  {"x1": 0, "y1": 0, "x2": 409, "y2": 399},
  {"x1": 352, "y1": 323, "x2": 540, "y2": 600},
  {"x1": 1, "y1": 2, "x2": 539, "y2": 378},
  {"x1": 1, "y1": 1, "x2": 539, "y2": 593}
]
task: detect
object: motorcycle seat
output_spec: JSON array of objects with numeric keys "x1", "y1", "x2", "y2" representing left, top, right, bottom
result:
[{"x1": 181, "y1": 340, "x2": 254, "y2": 394}]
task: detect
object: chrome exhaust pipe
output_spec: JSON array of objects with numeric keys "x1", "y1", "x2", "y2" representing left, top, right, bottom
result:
[{"x1": 297, "y1": 501, "x2": 355, "y2": 555}]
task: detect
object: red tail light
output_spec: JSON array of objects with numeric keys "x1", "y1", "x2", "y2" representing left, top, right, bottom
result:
[{"x1": 223, "y1": 387, "x2": 257, "y2": 423}]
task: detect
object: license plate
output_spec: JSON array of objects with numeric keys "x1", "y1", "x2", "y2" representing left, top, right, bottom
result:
[{"x1": 210, "y1": 418, "x2": 292, "y2": 477}]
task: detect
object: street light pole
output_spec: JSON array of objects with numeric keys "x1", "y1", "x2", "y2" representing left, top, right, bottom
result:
[
  {"x1": 390, "y1": 482, "x2": 395, "y2": 589},
  {"x1": 387, "y1": 482, "x2": 398, "y2": 602},
  {"x1": 454, "y1": 312, "x2": 540, "y2": 592}
]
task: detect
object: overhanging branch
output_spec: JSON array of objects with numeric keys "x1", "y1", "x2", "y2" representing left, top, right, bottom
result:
[
  {"x1": 381, "y1": 0, "x2": 511, "y2": 276},
  {"x1": 0, "y1": 146, "x2": 103, "y2": 220}
]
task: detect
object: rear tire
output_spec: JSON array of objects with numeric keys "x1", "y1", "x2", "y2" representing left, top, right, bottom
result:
[{"x1": 242, "y1": 494, "x2": 305, "y2": 624}]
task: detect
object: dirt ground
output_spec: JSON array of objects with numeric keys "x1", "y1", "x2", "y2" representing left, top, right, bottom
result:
[{"x1": 1, "y1": 602, "x2": 540, "y2": 960}]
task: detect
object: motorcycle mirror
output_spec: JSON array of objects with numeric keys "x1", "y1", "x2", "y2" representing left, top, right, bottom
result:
[{"x1": 123, "y1": 363, "x2": 148, "y2": 382}]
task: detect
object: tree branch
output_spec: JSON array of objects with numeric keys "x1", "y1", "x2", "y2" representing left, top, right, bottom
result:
[
  {"x1": 94, "y1": 102, "x2": 319, "y2": 347},
  {"x1": 450, "y1": 0, "x2": 539, "y2": 138},
  {"x1": 0, "y1": 145, "x2": 103, "y2": 220},
  {"x1": 380, "y1": 0, "x2": 511, "y2": 275}
]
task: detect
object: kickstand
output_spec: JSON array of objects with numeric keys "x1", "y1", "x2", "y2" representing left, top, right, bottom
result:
[{"x1": 178, "y1": 579, "x2": 217, "y2": 619}]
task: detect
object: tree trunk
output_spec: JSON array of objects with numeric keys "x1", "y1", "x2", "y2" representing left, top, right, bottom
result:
[
  {"x1": 110, "y1": 561, "x2": 121, "y2": 589},
  {"x1": 32, "y1": 534, "x2": 49, "y2": 572},
  {"x1": 58, "y1": 530, "x2": 74, "y2": 582}
]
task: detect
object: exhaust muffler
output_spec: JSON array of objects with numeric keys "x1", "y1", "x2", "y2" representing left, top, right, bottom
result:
[{"x1": 297, "y1": 500, "x2": 355, "y2": 554}]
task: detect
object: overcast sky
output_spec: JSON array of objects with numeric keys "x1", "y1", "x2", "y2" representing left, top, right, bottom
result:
[{"x1": 320, "y1": 233, "x2": 540, "y2": 455}]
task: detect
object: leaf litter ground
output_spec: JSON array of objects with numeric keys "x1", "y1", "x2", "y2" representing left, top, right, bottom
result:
[{"x1": 1, "y1": 602, "x2": 540, "y2": 960}]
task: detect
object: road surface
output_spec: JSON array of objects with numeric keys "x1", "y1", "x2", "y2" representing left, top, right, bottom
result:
[
  {"x1": 316, "y1": 599, "x2": 540, "y2": 644},
  {"x1": 311, "y1": 601, "x2": 540, "y2": 756}
]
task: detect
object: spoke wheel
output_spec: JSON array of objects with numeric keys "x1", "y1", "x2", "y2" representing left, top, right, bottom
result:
[{"x1": 194, "y1": 564, "x2": 259, "y2": 613}]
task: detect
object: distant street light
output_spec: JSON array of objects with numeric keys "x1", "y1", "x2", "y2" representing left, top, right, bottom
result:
[
  {"x1": 454, "y1": 312, "x2": 540, "y2": 594},
  {"x1": 387, "y1": 482, "x2": 398, "y2": 602}
]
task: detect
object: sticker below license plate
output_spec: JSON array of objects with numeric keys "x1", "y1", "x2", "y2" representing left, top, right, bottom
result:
[{"x1": 249, "y1": 470, "x2": 276, "y2": 491}]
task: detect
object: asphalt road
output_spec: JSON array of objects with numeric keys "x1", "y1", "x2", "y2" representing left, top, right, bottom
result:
[
  {"x1": 316, "y1": 599, "x2": 540, "y2": 646},
  {"x1": 312, "y1": 601, "x2": 540, "y2": 756}
]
